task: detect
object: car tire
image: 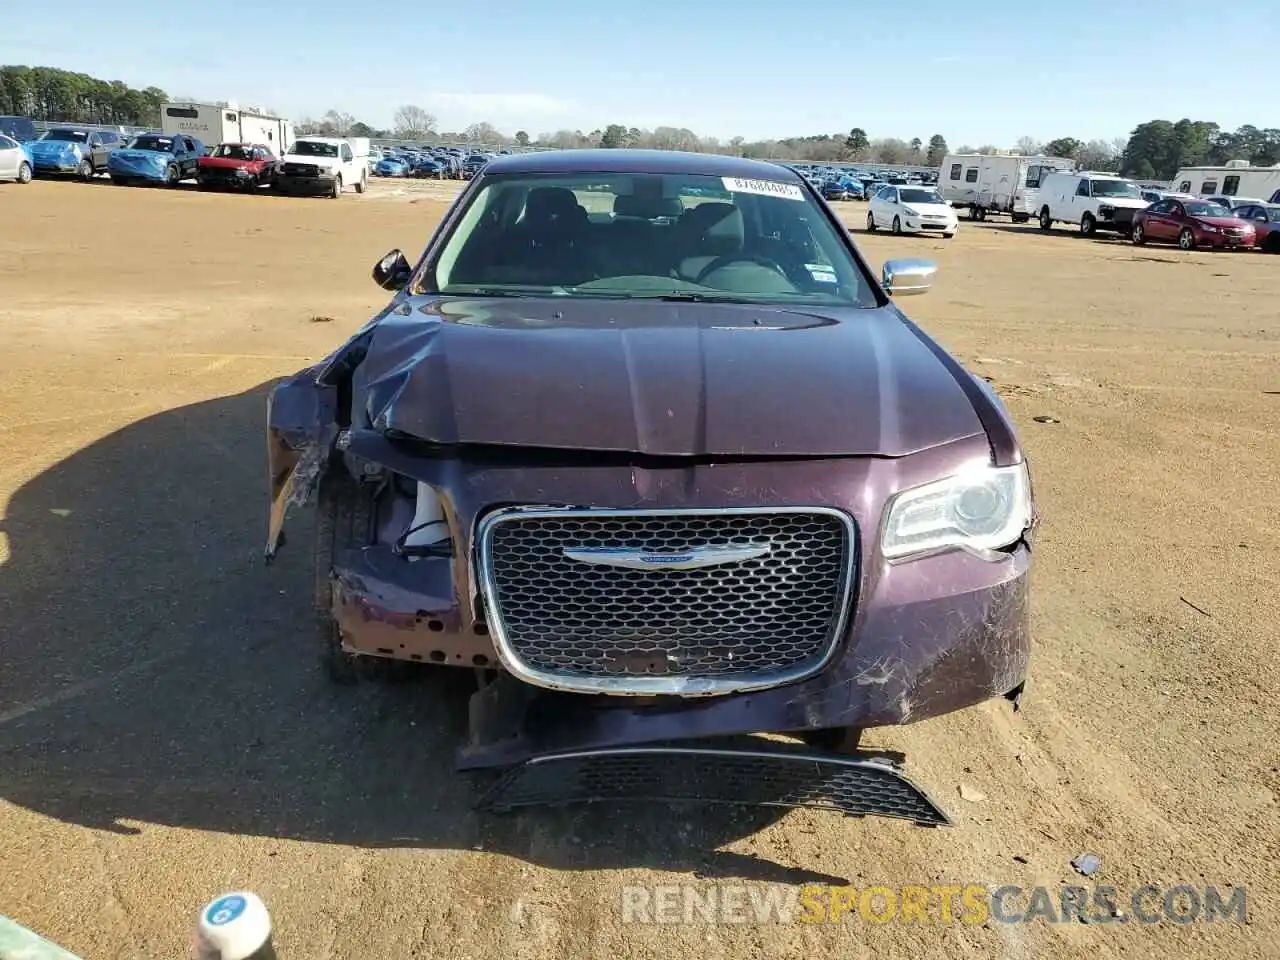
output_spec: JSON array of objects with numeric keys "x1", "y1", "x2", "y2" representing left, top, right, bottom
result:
[
  {"x1": 1132, "y1": 222, "x2": 1146, "y2": 245},
  {"x1": 314, "y1": 470, "x2": 371, "y2": 684},
  {"x1": 1039, "y1": 207, "x2": 1053, "y2": 231},
  {"x1": 354, "y1": 171, "x2": 367, "y2": 194},
  {"x1": 798, "y1": 726, "x2": 864, "y2": 755},
  {"x1": 892, "y1": 215, "x2": 902, "y2": 235},
  {"x1": 865, "y1": 212, "x2": 876, "y2": 232},
  {"x1": 1178, "y1": 227, "x2": 1195, "y2": 251},
  {"x1": 78, "y1": 159, "x2": 93, "y2": 180},
  {"x1": 165, "y1": 164, "x2": 179, "y2": 187},
  {"x1": 1080, "y1": 213, "x2": 1096, "y2": 236},
  {"x1": 17, "y1": 161, "x2": 31, "y2": 184},
  {"x1": 331, "y1": 174, "x2": 343, "y2": 199}
]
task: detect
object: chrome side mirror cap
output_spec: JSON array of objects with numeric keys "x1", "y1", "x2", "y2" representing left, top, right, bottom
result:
[{"x1": 882, "y1": 258, "x2": 937, "y2": 296}]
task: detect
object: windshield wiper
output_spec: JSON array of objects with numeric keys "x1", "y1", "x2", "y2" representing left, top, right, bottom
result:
[{"x1": 631, "y1": 292, "x2": 760, "y2": 304}]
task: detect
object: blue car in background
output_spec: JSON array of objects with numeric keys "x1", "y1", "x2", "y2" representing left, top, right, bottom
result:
[
  {"x1": 27, "y1": 127, "x2": 122, "y2": 179},
  {"x1": 375, "y1": 155, "x2": 410, "y2": 177},
  {"x1": 108, "y1": 132, "x2": 205, "y2": 186}
]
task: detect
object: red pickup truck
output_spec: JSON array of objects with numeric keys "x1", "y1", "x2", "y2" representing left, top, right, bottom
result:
[{"x1": 196, "y1": 142, "x2": 276, "y2": 191}]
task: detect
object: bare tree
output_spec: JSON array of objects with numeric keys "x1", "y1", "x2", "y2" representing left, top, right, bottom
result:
[
  {"x1": 463, "y1": 121, "x2": 504, "y2": 145},
  {"x1": 1015, "y1": 135, "x2": 1043, "y2": 156},
  {"x1": 322, "y1": 110, "x2": 355, "y2": 136},
  {"x1": 393, "y1": 104, "x2": 437, "y2": 139}
]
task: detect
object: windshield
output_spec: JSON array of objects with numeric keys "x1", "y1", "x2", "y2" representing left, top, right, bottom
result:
[
  {"x1": 215, "y1": 144, "x2": 255, "y2": 160},
  {"x1": 293, "y1": 141, "x2": 339, "y2": 158},
  {"x1": 42, "y1": 129, "x2": 89, "y2": 143},
  {"x1": 127, "y1": 135, "x2": 173, "y2": 152},
  {"x1": 1091, "y1": 179, "x2": 1142, "y2": 199},
  {"x1": 425, "y1": 171, "x2": 876, "y2": 307},
  {"x1": 1185, "y1": 201, "x2": 1233, "y2": 217},
  {"x1": 900, "y1": 188, "x2": 943, "y2": 205}
]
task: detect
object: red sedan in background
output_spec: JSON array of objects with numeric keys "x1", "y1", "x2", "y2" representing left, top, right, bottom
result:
[
  {"x1": 1131, "y1": 197, "x2": 1256, "y2": 250},
  {"x1": 196, "y1": 143, "x2": 277, "y2": 191},
  {"x1": 1229, "y1": 202, "x2": 1280, "y2": 252}
]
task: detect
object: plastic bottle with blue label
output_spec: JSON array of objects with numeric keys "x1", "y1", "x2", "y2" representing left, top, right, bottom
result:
[{"x1": 194, "y1": 891, "x2": 276, "y2": 960}]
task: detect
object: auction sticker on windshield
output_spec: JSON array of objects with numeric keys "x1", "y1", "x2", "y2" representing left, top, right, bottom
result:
[{"x1": 722, "y1": 177, "x2": 804, "y2": 201}]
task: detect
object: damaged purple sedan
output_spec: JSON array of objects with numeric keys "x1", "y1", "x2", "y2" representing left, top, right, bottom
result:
[{"x1": 265, "y1": 149, "x2": 1036, "y2": 826}]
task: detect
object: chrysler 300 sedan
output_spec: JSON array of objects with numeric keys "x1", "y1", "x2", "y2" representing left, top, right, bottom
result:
[{"x1": 265, "y1": 149, "x2": 1036, "y2": 825}]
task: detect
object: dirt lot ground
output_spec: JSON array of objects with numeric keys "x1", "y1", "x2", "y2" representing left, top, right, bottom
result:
[{"x1": 1, "y1": 177, "x2": 1276, "y2": 960}]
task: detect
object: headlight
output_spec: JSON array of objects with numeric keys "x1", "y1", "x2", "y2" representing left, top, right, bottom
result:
[
  {"x1": 1200, "y1": 223, "x2": 1218, "y2": 233},
  {"x1": 1098, "y1": 204, "x2": 1114, "y2": 215},
  {"x1": 882, "y1": 461, "x2": 1033, "y2": 560},
  {"x1": 902, "y1": 206, "x2": 918, "y2": 216}
]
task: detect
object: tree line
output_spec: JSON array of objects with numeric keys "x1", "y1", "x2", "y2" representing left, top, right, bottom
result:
[
  {"x1": 0, "y1": 65, "x2": 168, "y2": 127},
  {"x1": 6, "y1": 70, "x2": 1276, "y2": 180}
]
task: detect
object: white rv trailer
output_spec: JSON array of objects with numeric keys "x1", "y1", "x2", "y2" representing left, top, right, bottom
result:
[
  {"x1": 938, "y1": 151, "x2": 1077, "y2": 221},
  {"x1": 1168, "y1": 161, "x2": 1280, "y2": 203},
  {"x1": 160, "y1": 102, "x2": 294, "y2": 155}
]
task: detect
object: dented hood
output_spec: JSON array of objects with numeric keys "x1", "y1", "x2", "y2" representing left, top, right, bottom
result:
[{"x1": 340, "y1": 296, "x2": 986, "y2": 458}]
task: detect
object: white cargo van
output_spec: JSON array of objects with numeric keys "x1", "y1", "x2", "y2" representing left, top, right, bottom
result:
[
  {"x1": 939, "y1": 152, "x2": 1076, "y2": 222},
  {"x1": 1168, "y1": 163, "x2": 1280, "y2": 204},
  {"x1": 1035, "y1": 171, "x2": 1148, "y2": 236}
]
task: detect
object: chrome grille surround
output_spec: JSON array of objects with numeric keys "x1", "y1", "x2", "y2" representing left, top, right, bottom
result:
[{"x1": 475, "y1": 506, "x2": 857, "y2": 696}]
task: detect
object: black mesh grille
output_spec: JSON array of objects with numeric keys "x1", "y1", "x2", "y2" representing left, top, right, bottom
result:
[
  {"x1": 477, "y1": 747, "x2": 950, "y2": 826},
  {"x1": 481, "y1": 510, "x2": 853, "y2": 683}
]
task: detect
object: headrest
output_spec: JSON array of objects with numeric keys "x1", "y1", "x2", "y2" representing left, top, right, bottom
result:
[
  {"x1": 524, "y1": 187, "x2": 584, "y2": 223},
  {"x1": 613, "y1": 194, "x2": 683, "y2": 219}
]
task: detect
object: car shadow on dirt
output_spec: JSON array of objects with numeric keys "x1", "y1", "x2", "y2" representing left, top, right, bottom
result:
[
  {"x1": 0, "y1": 383, "x2": 846, "y2": 886},
  {"x1": 977, "y1": 222, "x2": 1134, "y2": 244}
]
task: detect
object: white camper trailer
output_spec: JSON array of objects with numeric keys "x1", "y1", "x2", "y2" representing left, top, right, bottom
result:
[
  {"x1": 160, "y1": 102, "x2": 294, "y2": 155},
  {"x1": 938, "y1": 152, "x2": 1077, "y2": 221},
  {"x1": 1168, "y1": 162, "x2": 1280, "y2": 204}
]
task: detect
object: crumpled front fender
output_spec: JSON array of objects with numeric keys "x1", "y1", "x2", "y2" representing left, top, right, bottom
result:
[{"x1": 265, "y1": 364, "x2": 339, "y2": 561}]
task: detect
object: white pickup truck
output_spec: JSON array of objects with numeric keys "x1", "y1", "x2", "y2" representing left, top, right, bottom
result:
[{"x1": 275, "y1": 136, "x2": 368, "y2": 198}]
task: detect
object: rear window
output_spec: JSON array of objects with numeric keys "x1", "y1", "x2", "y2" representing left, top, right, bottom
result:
[
  {"x1": 128, "y1": 135, "x2": 175, "y2": 152},
  {"x1": 0, "y1": 116, "x2": 36, "y2": 140},
  {"x1": 43, "y1": 128, "x2": 89, "y2": 143},
  {"x1": 425, "y1": 171, "x2": 877, "y2": 308}
]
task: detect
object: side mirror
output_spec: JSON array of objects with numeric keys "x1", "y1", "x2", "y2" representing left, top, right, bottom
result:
[
  {"x1": 882, "y1": 258, "x2": 937, "y2": 297},
  {"x1": 372, "y1": 249, "x2": 412, "y2": 290},
  {"x1": 1256, "y1": 215, "x2": 1268, "y2": 223}
]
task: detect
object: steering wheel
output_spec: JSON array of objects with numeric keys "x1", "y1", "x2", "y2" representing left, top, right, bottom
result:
[{"x1": 694, "y1": 253, "x2": 790, "y2": 286}]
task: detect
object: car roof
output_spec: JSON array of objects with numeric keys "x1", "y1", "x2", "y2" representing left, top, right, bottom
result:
[{"x1": 482, "y1": 148, "x2": 802, "y2": 182}]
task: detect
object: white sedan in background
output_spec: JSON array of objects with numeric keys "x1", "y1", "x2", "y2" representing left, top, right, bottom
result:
[
  {"x1": 866, "y1": 184, "x2": 957, "y2": 237},
  {"x1": 0, "y1": 134, "x2": 33, "y2": 184}
]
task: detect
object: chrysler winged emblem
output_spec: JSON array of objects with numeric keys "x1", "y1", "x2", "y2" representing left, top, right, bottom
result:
[{"x1": 562, "y1": 542, "x2": 772, "y2": 571}]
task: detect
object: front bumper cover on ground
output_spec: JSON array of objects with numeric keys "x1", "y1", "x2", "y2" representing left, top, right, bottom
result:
[{"x1": 475, "y1": 743, "x2": 952, "y2": 826}]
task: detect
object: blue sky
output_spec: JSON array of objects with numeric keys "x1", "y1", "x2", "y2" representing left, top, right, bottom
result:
[{"x1": 4, "y1": 0, "x2": 1276, "y2": 143}]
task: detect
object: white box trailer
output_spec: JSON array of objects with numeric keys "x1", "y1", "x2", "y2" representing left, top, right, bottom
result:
[
  {"x1": 160, "y1": 102, "x2": 294, "y2": 156},
  {"x1": 938, "y1": 152, "x2": 1077, "y2": 222},
  {"x1": 1168, "y1": 163, "x2": 1280, "y2": 204}
]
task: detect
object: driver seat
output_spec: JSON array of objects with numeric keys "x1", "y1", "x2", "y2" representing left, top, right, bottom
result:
[{"x1": 674, "y1": 203, "x2": 744, "y2": 282}]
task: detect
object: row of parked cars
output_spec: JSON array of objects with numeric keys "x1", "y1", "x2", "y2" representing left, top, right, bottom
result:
[
  {"x1": 0, "y1": 122, "x2": 381, "y2": 198},
  {"x1": 372, "y1": 146, "x2": 498, "y2": 180}
]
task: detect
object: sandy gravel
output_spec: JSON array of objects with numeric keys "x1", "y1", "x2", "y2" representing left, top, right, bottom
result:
[{"x1": 0, "y1": 176, "x2": 1276, "y2": 959}]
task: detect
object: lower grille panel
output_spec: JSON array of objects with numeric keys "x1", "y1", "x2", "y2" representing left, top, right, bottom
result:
[{"x1": 476, "y1": 746, "x2": 950, "y2": 826}]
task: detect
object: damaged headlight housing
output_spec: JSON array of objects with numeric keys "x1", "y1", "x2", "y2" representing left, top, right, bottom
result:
[{"x1": 882, "y1": 461, "x2": 1033, "y2": 560}]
